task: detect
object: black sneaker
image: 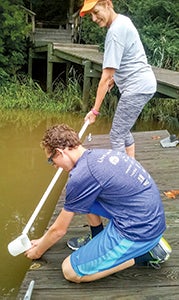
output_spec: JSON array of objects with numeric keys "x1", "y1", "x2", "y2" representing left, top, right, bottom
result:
[{"x1": 67, "y1": 233, "x2": 92, "y2": 250}]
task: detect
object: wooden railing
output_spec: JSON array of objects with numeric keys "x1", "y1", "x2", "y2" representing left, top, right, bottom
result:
[
  {"x1": 21, "y1": 6, "x2": 36, "y2": 42},
  {"x1": 21, "y1": 6, "x2": 82, "y2": 44},
  {"x1": 71, "y1": 10, "x2": 82, "y2": 43}
]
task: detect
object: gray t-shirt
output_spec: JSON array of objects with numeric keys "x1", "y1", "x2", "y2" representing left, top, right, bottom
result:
[{"x1": 103, "y1": 14, "x2": 156, "y2": 95}]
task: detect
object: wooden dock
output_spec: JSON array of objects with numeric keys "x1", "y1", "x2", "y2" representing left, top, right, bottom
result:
[
  {"x1": 28, "y1": 42, "x2": 179, "y2": 101},
  {"x1": 17, "y1": 130, "x2": 179, "y2": 300}
]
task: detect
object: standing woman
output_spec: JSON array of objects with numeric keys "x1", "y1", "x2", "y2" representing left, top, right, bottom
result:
[{"x1": 82, "y1": 0, "x2": 157, "y2": 157}]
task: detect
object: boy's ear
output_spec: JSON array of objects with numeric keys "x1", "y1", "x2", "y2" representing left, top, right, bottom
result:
[{"x1": 56, "y1": 148, "x2": 64, "y2": 155}]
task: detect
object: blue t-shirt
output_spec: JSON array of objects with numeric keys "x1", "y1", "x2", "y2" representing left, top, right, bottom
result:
[{"x1": 64, "y1": 149, "x2": 166, "y2": 241}]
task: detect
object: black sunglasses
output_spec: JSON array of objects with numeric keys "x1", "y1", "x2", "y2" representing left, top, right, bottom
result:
[{"x1": 47, "y1": 151, "x2": 56, "y2": 165}]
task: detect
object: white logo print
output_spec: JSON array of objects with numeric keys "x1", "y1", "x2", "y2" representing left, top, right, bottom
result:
[{"x1": 109, "y1": 156, "x2": 119, "y2": 165}]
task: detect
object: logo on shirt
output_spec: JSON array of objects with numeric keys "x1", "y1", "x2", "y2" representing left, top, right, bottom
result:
[
  {"x1": 97, "y1": 150, "x2": 112, "y2": 163},
  {"x1": 109, "y1": 156, "x2": 119, "y2": 165}
]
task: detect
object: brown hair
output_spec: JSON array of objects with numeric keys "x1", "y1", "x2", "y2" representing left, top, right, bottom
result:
[{"x1": 41, "y1": 124, "x2": 81, "y2": 154}]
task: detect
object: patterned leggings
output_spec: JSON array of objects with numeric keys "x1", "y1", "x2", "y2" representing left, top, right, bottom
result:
[{"x1": 110, "y1": 93, "x2": 154, "y2": 151}]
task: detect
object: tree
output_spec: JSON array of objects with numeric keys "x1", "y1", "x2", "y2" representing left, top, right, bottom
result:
[
  {"x1": 124, "y1": 0, "x2": 179, "y2": 70},
  {"x1": 0, "y1": 0, "x2": 30, "y2": 83},
  {"x1": 80, "y1": 0, "x2": 179, "y2": 70}
]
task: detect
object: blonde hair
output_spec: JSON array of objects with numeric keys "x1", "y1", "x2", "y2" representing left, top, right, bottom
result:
[{"x1": 97, "y1": 0, "x2": 113, "y2": 8}]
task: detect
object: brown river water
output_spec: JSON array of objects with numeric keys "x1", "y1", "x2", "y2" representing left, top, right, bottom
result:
[
  {"x1": 0, "y1": 109, "x2": 175, "y2": 298},
  {"x1": 0, "y1": 110, "x2": 112, "y2": 298}
]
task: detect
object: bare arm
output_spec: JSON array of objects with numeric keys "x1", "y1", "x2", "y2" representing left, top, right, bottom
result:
[
  {"x1": 25, "y1": 208, "x2": 75, "y2": 259},
  {"x1": 85, "y1": 68, "x2": 115, "y2": 123}
]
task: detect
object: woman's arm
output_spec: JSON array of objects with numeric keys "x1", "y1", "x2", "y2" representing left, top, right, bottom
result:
[{"x1": 85, "y1": 68, "x2": 115, "y2": 123}]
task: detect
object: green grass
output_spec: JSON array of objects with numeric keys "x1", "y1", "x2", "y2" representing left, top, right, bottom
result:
[
  {"x1": 0, "y1": 74, "x2": 83, "y2": 113},
  {"x1": 140, "y1": 97, "x2": 179, "y2": 132},
  {"x1": 0, "y1": 74, "x2": 178, "y2": 134}
]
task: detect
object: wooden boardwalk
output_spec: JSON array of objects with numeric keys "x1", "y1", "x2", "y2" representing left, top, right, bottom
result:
[
  {"x1": 28, "y1": 42, "x2": 179, "y2": 100},
  {"x1": 17, "y1": 130, "x2": 179, "y2": 300}
]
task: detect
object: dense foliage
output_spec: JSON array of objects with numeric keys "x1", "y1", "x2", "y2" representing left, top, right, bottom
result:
[
  {"x1": 80, "y1": 0, "x2": 179, "y2": 71},
  {"x1": 0, "y1": 0, "x2": 30, "y2": 84}
]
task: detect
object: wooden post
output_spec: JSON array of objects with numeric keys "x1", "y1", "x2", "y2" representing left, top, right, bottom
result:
[
  {"x1": 66, "y1": 62, "x2": 71, "y2": 84},
  {"x1": 47, "y1": 43, "x2": 53, "y2": 93},
  {"x1": 91, "y1": 77, "x2": 99, "y2": 92},
  {"x1": 83, "y1": 60, "x2": 92, "y2": 112},
  {"x1": 31, "y1": 15, "x2": 35, "y2": 33},
  {"x1": 69, "y1": 0, "x2": 75, "y2": 18},
  {"x1": 28, "y1": 48, "x2": 33, "y2": 78}
]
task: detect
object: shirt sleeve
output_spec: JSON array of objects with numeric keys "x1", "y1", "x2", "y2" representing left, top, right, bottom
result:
[
  {"x1": 103, "y1": 38, "x2": 125, "y2": 70},
  {"x1": 64, "y1": 169, "x2": 103, "y2": 214}
]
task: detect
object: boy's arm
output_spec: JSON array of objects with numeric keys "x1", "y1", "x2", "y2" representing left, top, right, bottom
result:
[{"x1": 25, "y1": 208, "x2": 75, "y2": 259}]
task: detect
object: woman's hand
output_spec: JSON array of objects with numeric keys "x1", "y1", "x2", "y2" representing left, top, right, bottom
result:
[{"x1": 84, "y1": 110, "x2": 97, "y2": 124}]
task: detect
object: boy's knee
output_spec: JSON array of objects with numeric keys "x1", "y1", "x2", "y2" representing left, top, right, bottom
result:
[{"x1": 62, "y1": 256, "x2": 82, "y2": 283}]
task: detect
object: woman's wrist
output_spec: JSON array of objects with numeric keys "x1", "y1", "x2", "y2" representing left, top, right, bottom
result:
[{"x1": 91, "y1": 108, "x2": 100, "y2": 116}]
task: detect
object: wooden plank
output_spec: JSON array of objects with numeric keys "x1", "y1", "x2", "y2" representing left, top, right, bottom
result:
[
  {"x1": 157, "y1": 81, "x2": 179, "y2": 99},
  {"x1": 17, "y1": 130, "x2": 179, "y2": 299},
  {"x1": 152, "y1": 66, "x2": 179, "y2": 88},
  {"x1": 54, "y1": 48, "x2": 103, "y2": 65}
]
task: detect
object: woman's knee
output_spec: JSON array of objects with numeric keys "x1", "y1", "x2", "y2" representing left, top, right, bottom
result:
[
  {"x1": 109, "y1": 129, "x2": 125, "y2": 151},
  {"x1": 62, "y1": 256, "x2": 82, "y2": 283}
]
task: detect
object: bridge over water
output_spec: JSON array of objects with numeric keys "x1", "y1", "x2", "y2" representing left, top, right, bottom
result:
[
  {"x1": 24, "y1": 5, "x2": 178, "y2": 106},
  {"x1": 28, "y1": 41, "x2": 179, "y2": 110}
]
